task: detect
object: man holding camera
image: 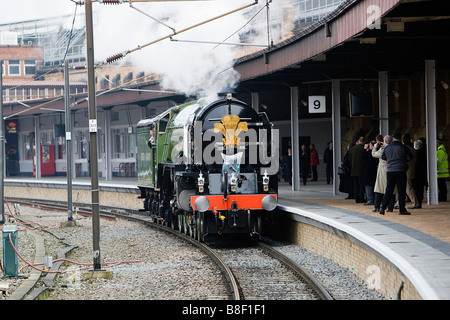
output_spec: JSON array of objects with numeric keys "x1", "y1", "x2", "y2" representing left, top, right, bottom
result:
[{"x1": 379, "y1": 132, "x2": 413, "y2": 215}]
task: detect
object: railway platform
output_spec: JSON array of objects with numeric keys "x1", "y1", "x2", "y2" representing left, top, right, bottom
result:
[
  {"x1": 2, "y1": 176, "x2": 450, "y2": 300},
  {"x1": 276, "y1": 180, "x2": 450, "y2": 300}
]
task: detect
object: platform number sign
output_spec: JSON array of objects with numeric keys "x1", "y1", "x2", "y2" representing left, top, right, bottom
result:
[{"x1": 308, "y1": 96, "x2": 326, "y2": 113}]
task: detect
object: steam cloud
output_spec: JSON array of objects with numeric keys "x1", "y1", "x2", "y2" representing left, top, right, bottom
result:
[{"x1": 93, "y1": 0, "x2": 262, "y2": 101}]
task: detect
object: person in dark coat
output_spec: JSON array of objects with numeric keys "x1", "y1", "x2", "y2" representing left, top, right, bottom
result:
[
  {"x1": 339, "y1": 143, "x2": 354, "y2": 198},
  {"x1": 359, "y1": 141, "x2": 379, "y2": 205},
  {"x1": 413, "y1": 139, "x2": 427, "y2": 208},
  {"x1": 323, "y1": 141, "x2": 333, "y2": 184},
  {"x1": 282, "y1": 148, "x2": 292, "y2": 185},
  {"x1": 380, "y1": 132, "x2": 414, "y2": 215},
  {"x1": 300, "y1": 144, "x2": 309, "y2": 185},
  {"x1": 348, "y1": 136, "x2": 365, "y2": 203}
]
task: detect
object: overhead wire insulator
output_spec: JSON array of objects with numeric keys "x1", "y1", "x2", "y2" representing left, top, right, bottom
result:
[
  {"x1": 101, "y1": 0, "x2": 123, "y2": 5},
  {"x1": 106, "y1": 51, "x2": 128, "y2": 64}
]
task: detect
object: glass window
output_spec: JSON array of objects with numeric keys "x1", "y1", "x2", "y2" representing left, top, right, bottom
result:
[
  {"x1": 21, "y1": 132, "x2": 35, "y2": 161},
  {"x1": 127, "y1": 130, "x2": 136, "y2": 159},
  {"x1": 112, "y1": 128, "x2": 124, "y2": 159},
  {"x1": 8, "y1": 60, "x2": 20, "y2": 75},
  {"x1": 24, "y1": 60, "x2": 36, "y2": 75},
  {"x1": 112, "y1": 127, "x2": 136, "y2": 159},
  {"x1": 158, "y1": 113, "x2": 171, "y2": 133},
  {"x1": 56, "y1": 136, "x2": 65, "y2": 160},
  {"x1": 76, "y1": 131, "x2": 88, "y2": 159}
]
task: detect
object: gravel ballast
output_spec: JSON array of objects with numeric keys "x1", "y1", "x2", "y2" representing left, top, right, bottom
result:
[{"x1": 1, "y1": 205, "x2": 384, "y2": 300}]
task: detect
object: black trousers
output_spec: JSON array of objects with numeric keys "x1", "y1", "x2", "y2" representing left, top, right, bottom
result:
[
  {"x1": 351, "y1": 176, "x2": 364, "y2": 203},
  {"x1": 326, "y1": 164, "x2": 333, "y2": 184},
  {"x1": 381, "y1": 171, "x2": 407, "y2": 211},
  {"x1": 438, "y1": 177, "x2": 448, "y2": 201},
  {"x1": 374, "y1": 192, "x2": 395, "y2": 210}
]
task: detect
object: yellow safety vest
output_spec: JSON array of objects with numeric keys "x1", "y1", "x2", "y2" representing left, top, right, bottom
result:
[{"x1": 437, "y1": 144, "x2": 449, "y2": 178}]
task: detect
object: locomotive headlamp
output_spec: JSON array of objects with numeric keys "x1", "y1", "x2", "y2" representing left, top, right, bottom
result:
[
  {"x1": 262, "y1": 195, "x2": 277, "y2": 211},
  {"x1": 194, "y1": 196, "x2": 210, "y2": 213},
  {"x1": 198, "y1": 173, "x2": 205, "y2": 193},
  {"x1": 262, "y1": 170, "x2": 269, "y2": 192}
]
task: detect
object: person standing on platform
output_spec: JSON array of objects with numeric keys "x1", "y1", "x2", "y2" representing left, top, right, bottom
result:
[
  {"x1": 372, "y1": 135, "x2": 395, "y2": 212},
  {"x1": 402, "y1": 134, "x2": 418, "y2": 209},
  {"x1": 348, "y1": 136, "x2": 365, "y2": 203},
  {"x1": 339, "y1": 143, "x2": 354, "y2": 199},
  {"x1": 413, "y1": 139, "x2": 427, "y2": 208},
  {"x1": 300, "y1": 144, "x2": 309, "y2": 185},
  {"x1": 310, "y1": 144, "x2": 319, "y2": 181},
  {"x1": 437, "y1": 138, "x2": 449, "y2": 202},
  {"x1": 379, "y1": 132, "x2": 413, "y2": 215},
  {"x1": 360, "y1": 140, "x2": 378, "y2": 205},
  {"x1": 323, "y1": 141, "x2": 333, "y2": 184},
  {"x1": 282, "y1": 147, "x2": 293, "y2": 185}
]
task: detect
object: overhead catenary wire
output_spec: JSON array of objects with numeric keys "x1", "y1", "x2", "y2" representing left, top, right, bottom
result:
[
  {"x1": 214, "y1": 0, "x2": 270, "y2": 49},
  {"x1": 104, "y1": 0, "x2": 259, "y2": 64}
]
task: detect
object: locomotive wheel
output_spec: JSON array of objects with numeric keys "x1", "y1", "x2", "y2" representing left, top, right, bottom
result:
[
  {"x1": 164, "y1": 207, "x2": 172, "y2": 228},
  {"x1": 183, "y1": 215, "x2": 189, "y2": 235},
  {"x1": 187, "y1": 215, "x2": 194, "y2": 238},
  {"x1": 196, "y1": 212, "x2": 205, "y2": 242},
  {"x1": 192, "y1": 215, "x2": 198, "y2": 240},
  {"x1": 171, "y1": 212, "x2": 178, "y2": 230},
  {"x1": 255, "y1": 215, "x2": 263, "y2": 237},
  {"x1": 178, "y1": 214, "x2": 184, "y2": 233}
]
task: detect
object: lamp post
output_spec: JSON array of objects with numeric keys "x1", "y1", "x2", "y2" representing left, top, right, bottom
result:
[{"x1": 85, "y1": 0, "x2": 101, "y2": 270}]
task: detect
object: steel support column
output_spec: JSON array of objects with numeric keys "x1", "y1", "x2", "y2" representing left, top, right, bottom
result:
[
  {"x1": 331, "y1": 79, "x2": 341, "y2": 195},
  {"x1": 85, "y1": 0, "x2": 101, "y2": 270},
  {"x1": 379, "y1": 71, "x2": 389, "y2": 137},
  {"x1": 64, "y1": 60, "x2": 73, "y2": 220},
  {"x1": 425, "y1": 60, "x2": 438, "y2": 205},
  {"x1": 0, "y1": 60, "x2": 4, "y2": 224},
  {"x1": 290, "y1": 87, "x2": 300, "y2": 191},
  {"x1": 251, "y1": 92, "x2": 259, "y2": 112},
  {"x1": 104, "y1": 109, "x2": 112, "y2": 181},
  {"x1": 34, "y1": 115, "x2": 41, "y2": 179}
]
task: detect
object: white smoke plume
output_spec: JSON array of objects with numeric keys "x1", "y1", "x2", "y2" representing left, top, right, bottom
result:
[{"x1": 92, "y1": 0, "x2": 264, "y2": 101}]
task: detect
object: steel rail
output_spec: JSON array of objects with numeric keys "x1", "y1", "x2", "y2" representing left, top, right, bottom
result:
[
  {"x1": 5, "y1": 197, "x2": 242, "y2": 299},
  {"x1": 6, "y1": 197, "x2": 331, "y2": 300},
  {"x1": 257, "y1": 241, "x2": 333, "y2": 300}
]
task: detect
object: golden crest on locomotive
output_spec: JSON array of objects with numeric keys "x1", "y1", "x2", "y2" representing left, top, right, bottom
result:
[{"x1": 213, "y1": 115, "x2": 248, "y2": 149}]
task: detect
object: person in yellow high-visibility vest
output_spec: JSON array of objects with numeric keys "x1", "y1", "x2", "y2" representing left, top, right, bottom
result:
[{"x1": 437, "y1": 139, "x2": 449, "y2": 202}]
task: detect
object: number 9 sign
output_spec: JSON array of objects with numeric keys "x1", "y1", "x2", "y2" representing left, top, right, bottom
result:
[{"x1": 308, "y1": 96, "x2": 326, "y2": 113}]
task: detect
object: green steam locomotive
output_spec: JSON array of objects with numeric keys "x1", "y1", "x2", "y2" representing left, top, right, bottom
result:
[{"x1": 136, "y1": 95, "x2": 278, "y2": 242}]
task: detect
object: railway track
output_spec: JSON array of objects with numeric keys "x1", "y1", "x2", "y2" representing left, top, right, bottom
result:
[{"x1": 5, "y1": 198, "x2": 333, "y2": 301}]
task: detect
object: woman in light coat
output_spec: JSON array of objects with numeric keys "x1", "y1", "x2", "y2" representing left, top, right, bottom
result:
[{"x1": 372, "y1": 135, "x2": 396, "y2": 212}]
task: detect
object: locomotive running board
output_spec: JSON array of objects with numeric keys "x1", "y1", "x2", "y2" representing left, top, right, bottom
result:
[{"x1": 191, "y1": 194, "x2": 277, "y2": 211}]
